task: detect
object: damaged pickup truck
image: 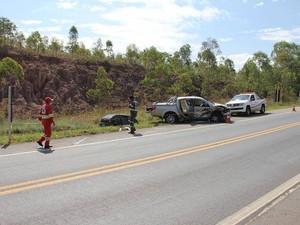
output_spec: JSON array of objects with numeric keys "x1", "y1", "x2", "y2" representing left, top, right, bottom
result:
[{"x1": 148, "y1": 96, "x2": 230, "y2": 124}]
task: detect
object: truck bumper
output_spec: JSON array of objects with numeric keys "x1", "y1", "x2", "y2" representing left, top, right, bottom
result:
[{"x1": 228, "y1": 107, "x2": 245, "y2": 113}]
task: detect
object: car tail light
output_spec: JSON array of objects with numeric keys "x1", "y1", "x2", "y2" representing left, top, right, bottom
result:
[{"x1": 152, "y1": 106, "x2": 157, "y2": 111}]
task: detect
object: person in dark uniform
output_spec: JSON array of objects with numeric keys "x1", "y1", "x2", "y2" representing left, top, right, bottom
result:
[{"x1": 128, "y1": 95, "x2": 138, "y2": 134}]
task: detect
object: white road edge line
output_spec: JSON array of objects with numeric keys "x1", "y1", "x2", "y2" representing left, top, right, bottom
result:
[
  {"x1": 0, "y1": 150, "x2": 37, "y2": 157},
  {"x1": 0, "y1": 111, "x2": 295, "y2": 158},
  {"x1": 73, "y1": 138, "x2": 87, "y2": 145},
  {"x1": 216, "y1": 173, "x2": 300, "y2": 225}
]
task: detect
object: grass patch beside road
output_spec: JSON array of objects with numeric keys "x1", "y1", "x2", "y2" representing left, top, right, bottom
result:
[
  {"x1": 266, "y1": 101, "x2": 299, "y2": 111},
  {"x1": 0, "y1": 107, "x2": 162, "y2": 145}
]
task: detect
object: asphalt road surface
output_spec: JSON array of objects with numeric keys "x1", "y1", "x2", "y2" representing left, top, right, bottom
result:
[{"x1": 0, "y1": 108, "x2": 299, "y2": 225}]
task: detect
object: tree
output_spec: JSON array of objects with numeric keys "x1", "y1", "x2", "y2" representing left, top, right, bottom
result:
[
  {"x1": 15, "y1": 31, "x2": 25, "y2": 51},
  {"x1": 253, "y1": 51, "x2": 271, "y2": 71},
  {"x1": 142, "y1": 63, "x2": 174, "y2": 101},
  {"x1": 115, "y1": 53, "x2": 125, "y2": 63},
  {"x1": 66, "y1": 25, "x2": 79, "y2": 55},
  {"x1": 271, "y1": 41, "x2": 300, "y2": 100},
  {"x1": 201, "y1": 38, "x2": 222, "y2": 55},
  {"x1": 170, "y1": 72, "x2": 195, "y2": 96},
  {"x1": 197, "y1": 49, "x2": 217, "y2": 67},
  {"x1": 125, "y1": 43, "x2": 140, "y2": 64},
  {"x1": 26, "y1": 31, "x2": 43, "y2": 53},
  {"x1": 105, "y1": 40, "x2": 113, "y2": 58},
  {"x1": 41, "y1": 36, "x2": 49, "y2": 53},
  {"x1": 177, "y1": 44, "x2": 192, "y2": 67},
  {"x1": 0, "y1": 17, "x2": 17, "y2": 48},
  {"x1": 75, "y1": 42, "x2": 91, "y2": 58},
  {"x1": 237, "y1": 60, "x2": 260, "y2": 93},
  {"x1": 271, "y1": 41, "x2": 300, "y2": 71},
  {"x1": 217, "y1": 58, "x2": 237, "y2": 98},
  {"x1": 224, "y1": 58, "x2": 235, "y2": 72},
  {"x1": 92, "y1": 38, "x2": 105, "y2": 60},
  {"x1": 48, "y1": 37, "x2": 64, "y2": 56},
  {"x1": 194, "y1": 38, "x2": 223, "y2": 98},
  {"x1": 252, "y1": 51, "x2": 273, "y2": 96},
  {"x1": 197, "y1": 38, "x2": 221, "y2": 67},
  {"x1": 140, "y1": 46, "x2": 169, "y2": 70},
  {"x1": 86, "y1": 67, "x2": 114, "y2": 105},
  {"x1": 0, "y1": 57, "x2": 24, "y2": 81}
]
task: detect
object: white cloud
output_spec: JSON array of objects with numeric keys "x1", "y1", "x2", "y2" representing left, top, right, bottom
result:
[
  {"x1": 48, "y1": 33, "x2": 68, "y2": 44},
  {"x1": 25, "y1": 26, "x2": 62, "y2": 35},
  {"x1": 258, "y1": 27, "x2": 300, "y2": 42},
  {"x1": 82, "y1": 22, "x2": 183, "y2": 55},
  {"x1": 78, "y1": 36, "x2": 95, "y2": 49},
  {"x1": 37, "y1": 26, "x2": 62, "y2": 32},
  {"x1": 21, "y1": 20, "x2": 42, "y2": 25},
  {"x1": 219, "y1": 37, "x2": 233, "y2": 42},
  {"x1": 90, "y1": 6, "x2": 106, "y2": 12},
  {"x1": 227, "y1": 53, "x2": 252, "y2": 71},
  {"x1": 56, "y1": 0, "x2": 79, "y2": 9},
  {"x1": 50, "y1": 19, "x2": 73, "y2": 24},
  {"x1": 254, "y1": 2, "x2": 264, "y2": 8},
  {"x1": 82, "y1": 1, "x2": 228, "y2": 55}
]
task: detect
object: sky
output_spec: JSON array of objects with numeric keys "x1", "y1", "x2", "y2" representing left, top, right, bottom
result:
[{"x1": 1, "y1": 0, "x2": 300, "y2": 70}]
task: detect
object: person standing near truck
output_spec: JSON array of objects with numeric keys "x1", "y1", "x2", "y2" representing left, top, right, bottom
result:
[{"x1": 128, "y1": 95, "x2": 138, "y2": 134}]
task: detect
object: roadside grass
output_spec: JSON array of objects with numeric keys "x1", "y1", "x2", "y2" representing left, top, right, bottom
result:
[
  {"x1": 266, "y1": 101, "x2": 299, "y2": 111},
  {"x1": 0, "y1": 107, "x2": 162, "y2": 145},
  {"x1": 0, "y1": 101, "x2": 298, "y2": 145}
]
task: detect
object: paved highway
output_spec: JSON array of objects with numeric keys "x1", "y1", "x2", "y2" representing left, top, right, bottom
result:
[{"x1": 0, "y1": 109, "x2": 299, "y2": 225}]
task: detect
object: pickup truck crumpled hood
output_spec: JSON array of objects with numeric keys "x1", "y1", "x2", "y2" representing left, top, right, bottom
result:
[{"x1": 213, "y1": 102, "x2": 228, "y2": 108}]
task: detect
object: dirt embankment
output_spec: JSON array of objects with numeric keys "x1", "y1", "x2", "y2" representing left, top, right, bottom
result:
[{"x1": 0, "y1": 52, "x2": 147, "y2": 117}]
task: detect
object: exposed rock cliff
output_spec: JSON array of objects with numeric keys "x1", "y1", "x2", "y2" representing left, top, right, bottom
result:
[{"x1": 0, "y1": 52, "x2": 147, "y2": 117}]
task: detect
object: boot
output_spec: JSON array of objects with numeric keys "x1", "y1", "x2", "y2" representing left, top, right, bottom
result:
[{"x1": 129, "y1": 126, "x2": 135, "y2": 134}]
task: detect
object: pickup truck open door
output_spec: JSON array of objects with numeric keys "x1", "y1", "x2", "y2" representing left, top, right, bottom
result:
[{"x1": 178, "y1": 98, "x2": 211, "y2": 120}]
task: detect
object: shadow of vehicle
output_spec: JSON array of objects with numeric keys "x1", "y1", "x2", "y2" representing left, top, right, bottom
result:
[{"x1": 231, "y1": 112, "x2": 271, "y2": 117}]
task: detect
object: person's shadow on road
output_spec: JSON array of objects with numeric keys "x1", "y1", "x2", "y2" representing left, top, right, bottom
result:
[{"x1": 37, "y1": 148, "x2": 55, "y2": 154}]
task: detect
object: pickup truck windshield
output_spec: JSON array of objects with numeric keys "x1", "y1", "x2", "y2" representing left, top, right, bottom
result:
[
  {"x1": 167, "y1": 96, "x2": 177, "y2": 104},
  {"x1": 231, "y1": 95, "x2": 250, "y2": 101}
]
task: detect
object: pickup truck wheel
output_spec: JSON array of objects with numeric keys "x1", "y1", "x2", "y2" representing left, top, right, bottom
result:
[
  {"x1": 211, "y1": 112, "x2": 223, "y2": 123},
  {"x1": 260, "y1": 104, "x2": 265, "y2": 114},
  {"x1": 164, "y1": 114, "x2": 178, "y2": 124},
  {"x1": 245, "y1": 106, "x2": 251, "y2": 116}
]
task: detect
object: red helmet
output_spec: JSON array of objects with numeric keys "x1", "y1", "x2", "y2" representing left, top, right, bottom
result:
[{"x1": 45, "y1": 97, "x2": 53, "y2": 103}]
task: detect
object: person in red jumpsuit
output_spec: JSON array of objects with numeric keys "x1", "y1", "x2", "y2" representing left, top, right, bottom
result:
[{"x1": 37, "y1": 97, "x2": 55, "y2": 148}]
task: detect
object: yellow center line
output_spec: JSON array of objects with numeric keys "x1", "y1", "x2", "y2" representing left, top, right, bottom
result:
[{"x1": 1, "y1": 122, "x2": 300, "y2": 196}]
